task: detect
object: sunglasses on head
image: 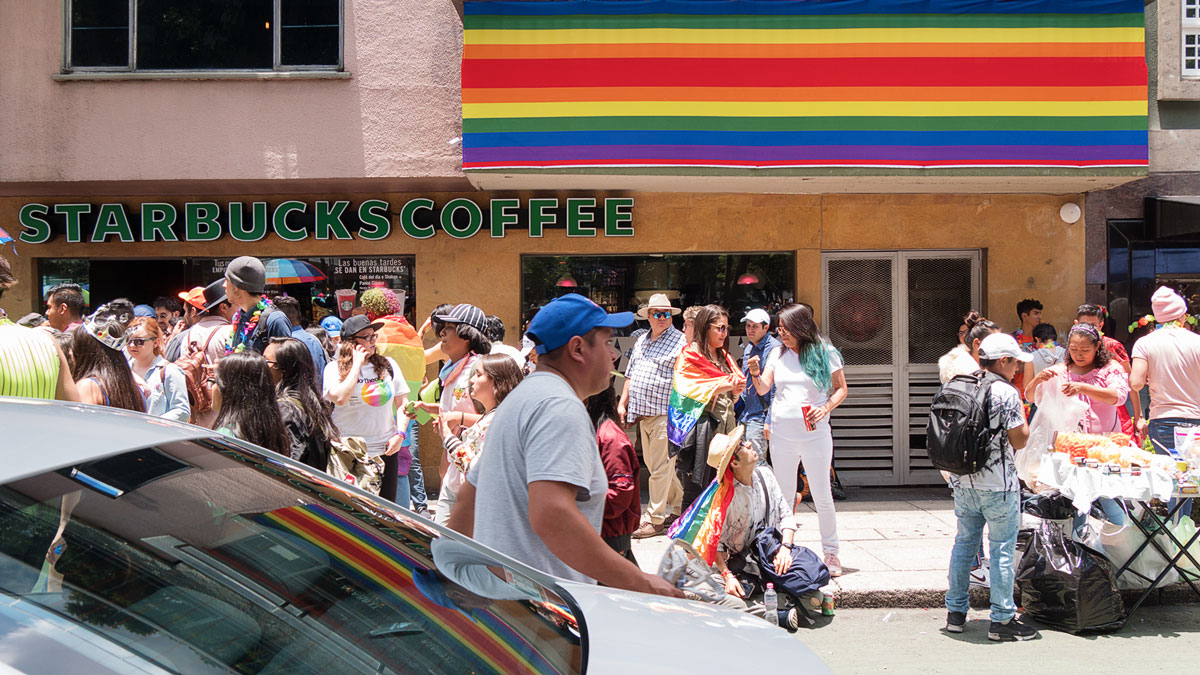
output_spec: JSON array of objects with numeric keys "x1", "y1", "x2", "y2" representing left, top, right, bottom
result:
[{"x1": 651, "y1": 311, "x2": 672, "y2": 320}]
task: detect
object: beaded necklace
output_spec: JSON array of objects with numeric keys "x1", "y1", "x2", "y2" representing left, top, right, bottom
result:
[
  {"x1": 1128, "y1": 314, "x2": 1198, "y2": 334},
  {"x1": 226, "y1": 297, "x2": 272, "y2": 354}
]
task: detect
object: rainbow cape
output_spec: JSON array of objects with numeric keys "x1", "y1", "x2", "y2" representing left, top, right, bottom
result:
[
  {"x1": 372, "y1": 314, "x2": 432, "y2": 426},
  {"x1": 666, "y1": 346, "x2": 744, "y2": 448},
  {"x1": 667, "y1": 468, "x2": 736, "y2": 566}
]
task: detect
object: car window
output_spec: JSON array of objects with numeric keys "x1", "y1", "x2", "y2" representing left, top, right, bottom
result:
[{"x1": 0, "y1": 438, "x2": 584, "y2": 674}]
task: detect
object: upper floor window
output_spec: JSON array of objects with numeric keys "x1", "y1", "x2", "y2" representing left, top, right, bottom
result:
[
  {"x1": 1185, "y1": 0, "x2": 1200, "y2": 77},
  {"x1": 66, "y1": 0, "x2": 341, "y2": 72}
]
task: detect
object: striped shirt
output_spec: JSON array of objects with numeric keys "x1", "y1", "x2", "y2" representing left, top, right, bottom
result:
[{"x1": 0, "y1": 324, "x2": 60, "y2": 400}]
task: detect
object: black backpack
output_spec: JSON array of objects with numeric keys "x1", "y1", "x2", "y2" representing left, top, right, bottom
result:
[{"x1": 926, "y1": 371, "x2": 1005, "y2": 475}]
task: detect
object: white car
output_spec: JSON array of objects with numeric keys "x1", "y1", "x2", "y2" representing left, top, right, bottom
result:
[{"x1": 0, "y1": 397, "x2": 830, "y2": 674}]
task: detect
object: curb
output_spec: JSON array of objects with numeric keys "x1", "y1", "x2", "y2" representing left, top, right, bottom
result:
[{"x1": 833, "y1": 583, "x2": 1200, "y2": 610}]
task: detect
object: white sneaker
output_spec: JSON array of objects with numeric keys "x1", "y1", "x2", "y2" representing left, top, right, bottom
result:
[
  {"x1": 824, "y1": 553, "x2": 843, "y2": 577},
  {"x1": 970, "y1": 564, "x2": 991, "y2": 588}
]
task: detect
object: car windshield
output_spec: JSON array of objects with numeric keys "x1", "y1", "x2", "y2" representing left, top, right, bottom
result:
[{"x1": 0, "y1": 437, "x2": 584, "y2": 674}]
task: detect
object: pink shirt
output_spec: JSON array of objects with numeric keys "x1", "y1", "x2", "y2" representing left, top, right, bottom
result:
[
  {"x1": 1132, "y1": 327, "x2": 1200, "y2": 420},
  {"x1": 1043, "y1": 361, "x2": 1130, "y2": 433}
]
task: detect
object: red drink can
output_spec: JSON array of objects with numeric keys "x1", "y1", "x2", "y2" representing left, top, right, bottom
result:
[{"x1": 802, "y1": 404, "x2": 814, "y2": 432}]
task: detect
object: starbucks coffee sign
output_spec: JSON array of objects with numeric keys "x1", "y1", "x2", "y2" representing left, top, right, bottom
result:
[{"x1": 16, "y1": 197, "x2": 635, "y2": 244}]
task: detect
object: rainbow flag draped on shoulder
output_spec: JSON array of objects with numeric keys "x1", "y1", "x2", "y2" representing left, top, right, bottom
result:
[
  {"x1": 666, "y1": 345, "x2": 744, "y2": 448},
  {"x1": 667, "y1": 469, "x2": 736, "y2": 565}
]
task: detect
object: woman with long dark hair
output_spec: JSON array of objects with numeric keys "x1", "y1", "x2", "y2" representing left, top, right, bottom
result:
[
  {"x1": 587, "y1": 379, "x2": 641, "y2": 564},
  {"x1": 437, "y1": 352, "x2": 523, "y2": 525},
  {"x1": 71, "y1": 309, "x2": 146, "y2": 413},
  {"x1": 323, "y1": 315, "x2": 412, "y2": 505},
  {"x1": 266, "y1": 337, "x2": 339, "y2": 470},
  {"x1": 748, "y1": 303, "x2": 849, "y2": 576},
  {"x1": 211, "y1": 351, "x2": 289, "y2": 455}
]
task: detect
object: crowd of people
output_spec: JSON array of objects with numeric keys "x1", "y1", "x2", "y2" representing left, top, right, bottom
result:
[{"x1": 4, "y1": 248, "x2": 1200, "y2": 637}]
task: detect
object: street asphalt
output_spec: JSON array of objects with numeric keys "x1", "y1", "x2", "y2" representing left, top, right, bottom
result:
[{"x1": 796, "y1": 605, "x2": 1200, "y2": 674}]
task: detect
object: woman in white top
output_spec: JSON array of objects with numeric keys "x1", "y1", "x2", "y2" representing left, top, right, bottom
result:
[
  {"x1": 125, "y1": 317, "x2": 191, "y2": 423},
  {"x1": 747, "y1": 304, "x2": 848, "y2": 576},
  {"x1": 323, "y1": 315, "x2": 412, "y2": 505}
]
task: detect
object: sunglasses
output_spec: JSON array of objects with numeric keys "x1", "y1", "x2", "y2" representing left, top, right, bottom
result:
[
  {"x1": 353, "y1": 334, "x2": 378, "y2": 343},
  {"x1": 128, "y1": 338, "x2": 153, "y2": 347},
  {"x1": 650, "y1": 311, "x2": 672, "y2": 320},
  {"x1": 712, "y1": 325, "x2": 729, "y2": 333}
]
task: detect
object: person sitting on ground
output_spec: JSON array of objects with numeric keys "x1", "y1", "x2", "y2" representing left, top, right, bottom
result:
[
  {"x1": 944, "y1": 333, "x2": 1037, "y2": 642},
  {"x1": 587, "y1": 379, "x2": 641, "y2": 564},
  {"x1": 212, "y1": 350, "x2": 290, "y2": 455},
  {"x1": 446, "y1": 293, "x2": 682, "y2": 598},
  {"x1": 1131, "y1": 286, "x2": 1200, "y2": 455},
  {"x1": 44, "y1": 283, "x2": 86, "y2": 333}
]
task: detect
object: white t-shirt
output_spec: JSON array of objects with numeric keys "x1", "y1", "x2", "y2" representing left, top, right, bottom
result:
[
  {"x1": 440, "y1": 355, "x2": 481, "y2": 494},
  {"x1": 1132, "y1": 327, "x2": 1200, "y2": 420},
  {"x1": 466, "y1": 371, "x2": 607, "y2": 584},
  {"x1": 763, "y1": 343, "x2": 844, "y2": 423},
  {"x1": 323, "y1": 357, "x2": 409, "y2": 454}
]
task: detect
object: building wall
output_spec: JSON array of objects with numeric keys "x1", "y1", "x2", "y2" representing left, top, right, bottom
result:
[
  {"x1": 0, "y1": 191, "x2": 1087, "y2": 339},
  {"x1": 0, "y1": 0, "x2": 465, "y2": 185}
]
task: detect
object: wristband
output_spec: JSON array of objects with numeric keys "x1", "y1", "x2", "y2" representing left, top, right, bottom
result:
[
  {"x1": 393, "y1": 430, "x2": 407, "y2": 442},
  {"x1": 721, "y1": 570, "x2": 734, "y2": 578}
]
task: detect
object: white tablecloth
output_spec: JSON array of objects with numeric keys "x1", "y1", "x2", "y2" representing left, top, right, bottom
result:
[{"x1": 1036, "y1": 453, "x2": 1175, "y2": 514}]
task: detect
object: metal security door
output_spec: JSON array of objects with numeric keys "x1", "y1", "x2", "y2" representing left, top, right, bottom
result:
[{"x1": 823, "y1": 251, "x2": 981, "y2": 486}]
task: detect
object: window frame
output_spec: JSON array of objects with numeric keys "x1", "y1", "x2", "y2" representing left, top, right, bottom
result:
[
  {"x1": 1185, "y1": 0, "x2": 1200, "y2": 78},
  {"x1": 62, "y1": 0, "x2": 344, "y2": 74}
]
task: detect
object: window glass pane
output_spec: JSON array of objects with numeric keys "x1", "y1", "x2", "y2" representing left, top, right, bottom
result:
[
  {"x1": 281, "y1": 0, "x2": 339, "y2": 65},
  {"x1": 136, "y1": 0, "x2": 272, "y2": 70},
  {"x1": 71, "y1": 0, "x2": 129, "y2": 67}
]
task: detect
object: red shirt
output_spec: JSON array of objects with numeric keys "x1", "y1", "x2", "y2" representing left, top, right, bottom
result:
[
  {"x1": 1103, "y1": 335, "x2": 1134, "y2": 435},
  {"x1": 596, "y1": 418, "x2": 641, "y2": 538}
]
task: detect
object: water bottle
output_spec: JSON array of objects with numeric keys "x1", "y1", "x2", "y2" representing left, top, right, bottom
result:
[{"x1": 764, "y1": 583, "x2": 779, "y2": 625}]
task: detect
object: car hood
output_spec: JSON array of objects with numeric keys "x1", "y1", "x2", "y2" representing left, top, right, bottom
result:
[{"x1": 558, "y1": 582, "x2": 831, "y2": 675}]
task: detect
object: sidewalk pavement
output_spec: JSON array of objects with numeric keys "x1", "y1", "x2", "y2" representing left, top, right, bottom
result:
[{"x1": 632, "y1": 487, "x2": 965, "y2": 608}]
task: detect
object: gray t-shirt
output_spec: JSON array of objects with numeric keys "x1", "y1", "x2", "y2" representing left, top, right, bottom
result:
[{"x1": 466, "y1": 371, "x2": 607, "y2": 584}]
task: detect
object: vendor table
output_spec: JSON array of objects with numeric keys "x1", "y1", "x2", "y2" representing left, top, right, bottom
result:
[{"x1": 1111, "y1": 496, "x2": 1200, "y2": 618}]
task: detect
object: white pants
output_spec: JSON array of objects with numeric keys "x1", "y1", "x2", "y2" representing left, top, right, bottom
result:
[{"x1": 771, "y1": 418, "x2": 839, "y2": 556}]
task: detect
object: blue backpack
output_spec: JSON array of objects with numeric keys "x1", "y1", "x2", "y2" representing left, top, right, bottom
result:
[{"x1": 752, "y1": 528, "x2": 830, "y2": 597}]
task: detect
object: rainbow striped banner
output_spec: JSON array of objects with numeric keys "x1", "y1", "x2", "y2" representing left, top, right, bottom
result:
[{"x1": 462, "y1": 0, "x2": 1148, "y2": 172}]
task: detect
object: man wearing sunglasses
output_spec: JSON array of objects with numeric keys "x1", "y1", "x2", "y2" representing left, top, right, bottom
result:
[{"x1": 619, "y1": 293, "x2": 687, "y2": 539}]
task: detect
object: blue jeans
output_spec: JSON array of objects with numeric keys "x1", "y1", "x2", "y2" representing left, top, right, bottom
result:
[
  {"x1": 947, "y1": 488, "x2": 1020, "y2": 623},
  {"x1": 1149, "y1": 418, "x2": 1200, "y2": 520},
  {"x1": 743, "y1": 417, "x2": 771, "y2": 467}
]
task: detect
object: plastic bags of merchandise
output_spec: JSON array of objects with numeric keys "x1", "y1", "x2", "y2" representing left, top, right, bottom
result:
[
  {"x1": 656, "y1": 539, "x2": 727, "y2": 603},
  {"x1": 1083, "y1": 503, "x2": 1179, "y2": 590},
  {"x1": 1018, "y1": 382, "x2": 1089, "y2": 486},
  {"x1": 1173, "y1": 517, "x2": 1200, "y2": 579},
  {"x1": 1016, "y1": 519, "x2": 1125, "y2": 634}
]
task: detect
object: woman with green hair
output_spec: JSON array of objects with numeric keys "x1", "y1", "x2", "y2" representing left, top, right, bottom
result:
[{"x1": 747, "y1": 303, "x2": 849, "y2": 577}]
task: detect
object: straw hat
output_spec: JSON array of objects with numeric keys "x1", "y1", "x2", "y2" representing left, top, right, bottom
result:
[
  {"x1": 635, "y1": 292, "x2": 681, "y2": 319},
  {"x1": 706, "y1": 425, "x2": 746, "y2": 478}
]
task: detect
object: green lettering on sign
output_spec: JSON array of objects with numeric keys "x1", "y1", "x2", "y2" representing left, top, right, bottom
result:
[
  {"x1": 187, "y1": 203, "x2": 223, "y2": 242},
  {"x1": 358, "y1": 200, "x2": 391, "y2": 240},
  {"x1": 528, "y1": 199, "x2": 557, "y2": 238},
  {"x1": 17, "y1": 204, "x2": 51, "y2": 244},
  {"x1": 92, "y1": 204, "x2": 135, "y2": 243},
  {"x1": 273, "y1": 201, "x2": 308, "y2": 241},
  {"x1": 489, "y1": 199, "x2": 519, "y2": 238},
  {"x1": 140, "y1": 203, "x2": 178, "y2": 242},
  {"x1": 604, "y1": 198, "x2": 635, "y2": 237},
  {"x1": 440, "y1": 198, "x2": 483, "y2": 239},
  {"x1": 400, "y1": 198, "x2": 435, "y2": 239},
  {"x1": 229, "y1": 202, "x2": 268, "y2": 242},
  {"x1": 315, "y1": 201, "x2": 351, "y2": 240},
  {"x1": 566, "y1": 198, "x2": 597, "y2": 237},
  {"x1": 53, "y1": 204, "x2": 91, "y2": 243}
]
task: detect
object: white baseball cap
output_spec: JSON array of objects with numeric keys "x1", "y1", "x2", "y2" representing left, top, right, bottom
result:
[
  {"x1": 978, "y1": 333, "x2": 1033, "y2": 362},
  {"x1": 742, "y1": 308, "x2": 771, "y2": 325}
]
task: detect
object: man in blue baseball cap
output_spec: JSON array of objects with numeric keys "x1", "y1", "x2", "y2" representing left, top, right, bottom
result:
[{"x1": 448, "y1": 294, "x2": 682, "y2": 598}]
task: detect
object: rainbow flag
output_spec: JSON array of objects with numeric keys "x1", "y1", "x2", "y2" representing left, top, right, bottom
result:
[
  {"x1": 462, "y1": 0, "x2": 1147, "y2": 172},
  {"x1": 372, "y1": 314, "x2": 432, "y2": 426},
  {"x1": 667, "y1": 346, "x2": 744, "y2": 448},
  {"x1": 256, "y1": 504, "x2": 570, "y2": 674},
  {"x1": 667, "y1": 469, "x2": 736, "y2": 566}
]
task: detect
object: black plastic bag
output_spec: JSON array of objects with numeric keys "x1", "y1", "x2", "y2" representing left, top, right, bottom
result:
[
  {"x1": 1016, "y1": 519, "x2": 1125, "y2": 634},
  {"x1": 1021, "y1": 490, "x2": 1077, "y2": 521}
]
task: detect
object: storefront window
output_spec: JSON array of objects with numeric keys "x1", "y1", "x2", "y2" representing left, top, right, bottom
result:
[
  {"x1": 521, "y1": 253, "x2": 795, "y2": 335},
  {"x1": 36, "y1": 255, "x2": 414, "y2": 327}
]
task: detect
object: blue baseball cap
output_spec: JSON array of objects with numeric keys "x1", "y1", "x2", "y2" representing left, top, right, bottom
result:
[
  {"x1": 133, "y1": 304, "x2": 156, "y2": 318},
  {"x1": 320, "y1": 315, "x2": 343, "y2": 337},
  {"x1": 527, "y1": 293, "x2": 634, "y2": 355}
]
